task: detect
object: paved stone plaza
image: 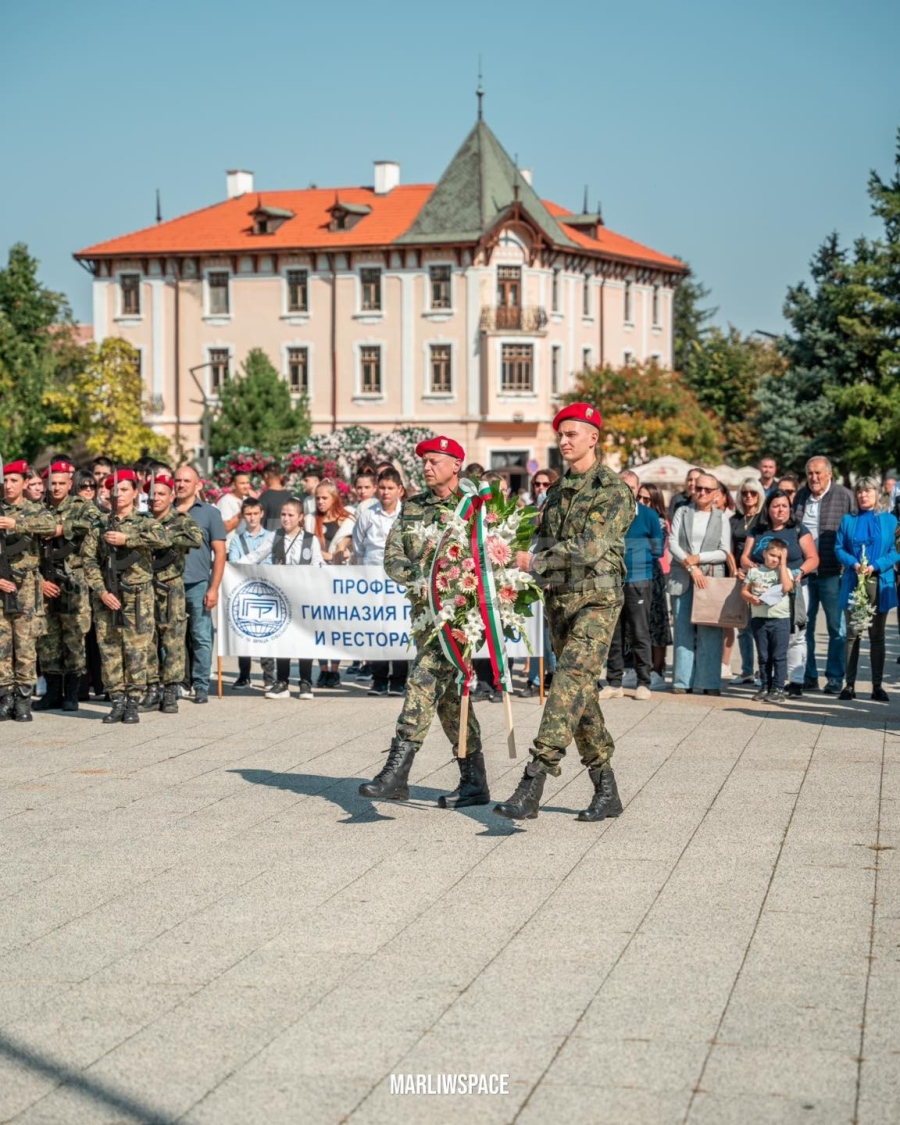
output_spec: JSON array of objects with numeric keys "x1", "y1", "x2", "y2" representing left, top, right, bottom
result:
[{"x1": 0, "y1": 650, "x2": 897, "y2": 1125}]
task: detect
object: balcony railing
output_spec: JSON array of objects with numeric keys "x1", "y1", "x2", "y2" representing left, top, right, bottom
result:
[{"x1": 480, "y1": 305, "x2": 548, "y2": 333}]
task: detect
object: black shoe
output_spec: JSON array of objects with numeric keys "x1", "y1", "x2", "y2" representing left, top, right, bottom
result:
[
  {"x1": 329, "y1": 670, "x2": 341, "y2": 688},
  {"x1": 358, "y1": 739, "x2": 419, "y2": 800},
  {"x1": 438, "y1": 750, "x2": 491, "y2": 809},
  {"x1": 544, "y1": 673, "x2": 554, "y2": 690},
  {"x1": 122, "y1": 697, "x2": 140, "y2": 724},
  {"x1": 872, "y1": 686, "x2": 889, "y2": 702},
  {"x1": 103, "y1": 695, "x2": 126, "y2": 724},
  {"x1": 703, "y1": 689, "x2": 721, "y2": 696},
  {"x1": 577, "y1": 766, "x2": 623, "y2": 822},
  {"x1": 160, "y1": 685, "x2": 179, "y2": 714},
  {"x1": 62, "y1": 674, "x2": 80, "y2": 712},
  {"x1": 232, "y1": 677, "x2": 251, "y2": 689},
  {"x1": 33, "y1": 673, "x2": 63, "y2": 711},
  {"x1": 194, "y1": 689, "x2": 209, "y2": 704},
  {"x1": 493, "y1": 761, "x2": 547, "y2": 820},
  {"x1": 368, "y1": 683, "x2": 389, "y2": 696},
  {"x1": 137, "y1": 685, "x2": 162, "y2": 712},
  {"x1": 752, "y1": 687, "x2": 769, "y2": 702},
  {"x1": 839, "y1": 686, "x2": 856, "y2": 701},
  {"x1": 517, "y1": 682, "x2": 540, "y2": 698},
  {"x1": 803, "y1": 677, "x2": 819, "y2": 691},
  {"x1": 823, "y1": 681, "x2": 842, "y2": 695},
  {"x1": 786, "y1": 683, "x2": 803, "y2": 697},
  {"x1": 767, "y1": 690, "x2": 786, "y2": 704},
  {"x1": 13, "y1": 686, "x2": 33, "y2": 722},
  {"x1": 0, "y1": 690, "x2": 12, "y2": 721},
  {"x1": 388, "y1": 684, "x2": 406, "y2": 696}
]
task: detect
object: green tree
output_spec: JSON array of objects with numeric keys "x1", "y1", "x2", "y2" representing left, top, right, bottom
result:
[
  {"x1": 44, "y1": 336, "x2": 170, "y2": 462},
  {"x1": 0, "y1": 243, "x2": 73, "y2": 460},
  {"x1": 672, "y1": 261, "x2": 716, "y2": 378},
  {"x1": 209, "y1": 348, "x2": 311, "y2": 459},
  {"x1": 565, "y1": 362, "x2": 721, "y2": 465}
]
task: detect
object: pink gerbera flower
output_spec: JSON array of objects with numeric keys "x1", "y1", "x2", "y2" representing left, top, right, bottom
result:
[
  {"x1": 436, "y1": 574, "x2": 450, "y2": 592},
  {"x1": 451, "y1": 628, "x2": 467, "y2": 644},
  {"x1": 499, "y1": 585, "x2": 517, "y2": 603},
  {"x1": 486, "y1": 511, "x2": 499, "y2": 525},
  {"x1": 448, "y1": 565, "x2": 461, "y2": 580},
  {"x1": 446, "y1": 543, "x2": 462, "y2": 560},
  {"x1": 461, "y1": 557, "x2": 476, "y2": 572},
  {"x1": 455, "y1": 595, "x2": 467, "y2": 607},
  {"x1": 487, "y1": 537, "x2": 512, "y2": 566},
  {"x1": 460, "y1": 573, "x2": 478, "y2": 592}
]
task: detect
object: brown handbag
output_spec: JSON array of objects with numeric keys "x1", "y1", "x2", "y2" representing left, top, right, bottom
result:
[{"x1": 689, "y1": 553, "x2": 749, "y2": 629}]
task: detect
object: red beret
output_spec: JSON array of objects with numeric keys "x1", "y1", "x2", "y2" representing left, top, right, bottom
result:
[
  {"x1": 415, "y1": 436, "x2": 465, "y2": 461},
  {"x1": 552, "y1": 402, "x2": 603, "y2": 432},
  {"x1": 103, "y1": 470, "x2": 139, "y2": 490},
  {"x1": 144, "y1": 473, "x2": 174, "y2": 494},
  {"x1": 43, "y1": 460, "x2": 76, "y2": 478},
  {"x1": 3, "y1": 460, "x2": 29, "y2": 477}
]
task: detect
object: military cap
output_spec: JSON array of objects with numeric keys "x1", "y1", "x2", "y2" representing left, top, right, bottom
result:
[
  {"x1": 104, "y1": 469, "x2": 140, "y2": 489},
  {"x1": 144, "y1": 473, "x2": 174, "y2": 493},
  {"x1": 552, "y1": 402, "x2": 603, "y2": 432},
  {"x1": 2, "y1": 459, "x2": 29, "y2": 476},
  {"x1": 42, "y1": 459, "x2": 76, "y2": 478},
  {"x1": 415, "y1": 436, "x2": 465, "y2": 461}
]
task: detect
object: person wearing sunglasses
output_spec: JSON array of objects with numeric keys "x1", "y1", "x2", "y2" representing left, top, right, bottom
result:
[
  {"x1": 668, "y1": 473, "x2": 732, "y2": 695},
  {"x1": 530, "y1": 469, "x2": 558, "y2": 510}
]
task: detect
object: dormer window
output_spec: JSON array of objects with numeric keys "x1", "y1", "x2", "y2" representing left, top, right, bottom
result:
[
  {"x1": 327, "y1": 199, "x2": 372, "y2": 233},
  {"x1": 250, "y1": 201, "x2": 294, "y2": 236}
]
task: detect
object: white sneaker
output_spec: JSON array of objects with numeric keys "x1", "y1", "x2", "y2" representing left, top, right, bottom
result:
[
  {"x1": 598, "y1": 685, "x2": 624, "y2": 700},
  {"x1": 297, "y1": 680, "x2": 314, "y2": 700},
  {"x1": 721, "y1": 665, "x2": 736, "y2": 681},
  {"x1": 650, "y1": 671, "x2": 667, "y2": 689},
  {"x1": 634, "y1": 685, "x2": 652, "y2": 701},
  {"x1": 265, "y1": 681, "x2": 291, "y2": 699}
]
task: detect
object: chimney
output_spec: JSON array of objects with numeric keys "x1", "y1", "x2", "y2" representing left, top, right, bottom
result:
[
  {"x1": 373, "y1": 161, "x2": 400, "y2": 195},
  {"x1": 226, "y1": 169, "x2": 254, "y2": 199},
  {"x1": 520, "y1": 168, "x2": 533, "y2": 187}
]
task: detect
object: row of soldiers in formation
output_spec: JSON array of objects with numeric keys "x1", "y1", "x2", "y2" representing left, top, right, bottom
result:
[{"x1": 0, "y1": 459, "x2": 200, "y2": 724}]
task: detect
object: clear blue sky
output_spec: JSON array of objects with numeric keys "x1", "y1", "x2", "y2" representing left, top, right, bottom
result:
[{"x1": 2, "y1": 0, "x2": 898, "y2": 334}]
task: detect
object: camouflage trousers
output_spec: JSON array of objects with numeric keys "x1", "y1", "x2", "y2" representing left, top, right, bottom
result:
[
  {"x1": 396, "y1": 636, "x2": 482, "y2": 753},
  {"x1": 532, "y1": 587, "x2": 624, "y2": 775},
  {"x1": 0, "y1": 570, "x2": 43, "y2": 689},
  {"x1": 93, "y1": 584, "x2": 155, "y2": 697},
  {"x1": 38, "y1": 583, "x2": 90, "y2": 675},
  {"x1": 148, "y1": 578, "x2": 187, "y2": 687}
]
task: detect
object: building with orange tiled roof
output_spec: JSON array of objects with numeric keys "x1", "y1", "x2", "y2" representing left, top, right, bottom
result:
[{"x1": 74, "y1": 108, "x2": 687, "y2": 482}]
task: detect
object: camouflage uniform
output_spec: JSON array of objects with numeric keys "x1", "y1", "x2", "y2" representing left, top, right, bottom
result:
[
  {"x1": 384, "y1": 488, "x2": 482, "y2": 753},
  {"x1": 148, "y1": 509, "x2": 203, "y2": 687},
  {"x1": 0, "y1": 499, "x2": 59, "y2": 693},
  {"x1": 37, "y1": 495, "x2": 98, "y2": 675},
  {"x1": 528, "y1": 462, "x2": 635, "y2": 774},
  {"x1": 81, "y1": 512, "x2": 170, "y2": 697}
]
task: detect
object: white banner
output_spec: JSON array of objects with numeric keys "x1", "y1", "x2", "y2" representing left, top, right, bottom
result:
[{"x1": 218, "y1": 563, "x2": 543, "y2": 661}]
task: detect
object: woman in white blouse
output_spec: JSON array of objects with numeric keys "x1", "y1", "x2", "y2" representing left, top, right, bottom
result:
[{"x1": 667, "y1": 473, "x2": 732, "y2": 694}]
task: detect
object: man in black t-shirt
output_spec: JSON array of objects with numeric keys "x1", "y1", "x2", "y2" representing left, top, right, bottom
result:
[{"x1": 258, "y1": 463, "x2": 298, "y2": 531}]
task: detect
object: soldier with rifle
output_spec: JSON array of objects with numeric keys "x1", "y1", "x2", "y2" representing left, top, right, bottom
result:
[
  {"x1": 0, "y1": 459, "x2": 59, "y2": 722},
  {"x1": 80, "y1": 469, "x2": 170, "y2": 724},
  {"x1": 34, "y1": 459, "x2": 98, "y2": 713},
  {"x1": 138, "y1": 473, "x2": 202, "y2": 715}
]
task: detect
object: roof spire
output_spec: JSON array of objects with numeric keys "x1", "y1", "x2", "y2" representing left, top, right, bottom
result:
[
  {"x1": 583, "y1": 184, "x2": 589, "y2": 213},
  {"x1": 477, "y1": 56, "x2": 484, "y2": 120},
  {"x1": 155, "y1": 188, "x2": 162, "y2": 224}
]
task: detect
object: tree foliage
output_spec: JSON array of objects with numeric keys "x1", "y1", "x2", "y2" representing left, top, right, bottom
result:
[
  {"x1": 565, "y1": 362, "x2": 721, "y2": 466},
  {"x1": 44, "y1": 336, "x2": 170, "y2": 462},
  {"x1": 672, "y1": 262, "x2": 716, "y2": 379},
  {"x1": 209, "y1": 348, "x2": 311, "y2": 459},
  {"x1": 0, "y1": 243, "x2": 74, "y2": 460}
]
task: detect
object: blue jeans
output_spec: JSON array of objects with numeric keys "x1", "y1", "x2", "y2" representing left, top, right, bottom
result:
[
  {"x1": 672, "y1": 587, "x2": 723, "y2": 691},
  {"x1": 184, "y1": 580, "x2": 215, "y2": 694},
  {"x1": 804, "y1": 573, "x2": 845, "y2": 685},
  {"x1": 738, "y1": 628, "x2": 755, "y2": 677}
]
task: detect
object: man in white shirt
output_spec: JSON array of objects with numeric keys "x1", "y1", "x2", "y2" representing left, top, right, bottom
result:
[
  {"x1": 227, "y1": 496, "x2": 275, "y2": 690},
  {"x1": 217, "y1": 472, "x2": 252, "y2": 544},
  {"x1": 351, "y1": 469, "x2": 406, "y2": 695}
]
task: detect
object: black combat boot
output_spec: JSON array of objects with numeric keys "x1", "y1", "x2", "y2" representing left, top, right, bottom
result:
[
  {"x1": 137, "y1": 685, "x2": 162, "y2": 712},
  {"x1": 159, "y1": 684, "x2": 179, "y2": 714},
  {"x1": 33, "y1": 674, "x2": 63, "y2": 711},
  {"x1": 62, "y1": 674, "x2": 80, "y2": 712},
  {"x1": 358, "y1": 739, "x2": 419, "y2": 800},
  {"x1": 493, "y1": 761, "x2": 547, "y2": 820},
  {"x1": 438, "y1": 750, "x2": 491, "y2": 809},
  {"x1": 122, "y1": 695, "x2": 140, "y2": 724},
  {"x1": 577, "y1": 766, "x2": 623, "y2": 822},
  {"x1": 103, "y1": 694, "x2": 126, "y2": 724},
  {"x1": 0, "y1": 690, "x2": 12, "y2": 721},
  {"x1": 13, "y1": 686, "x2": 34, "y2": 722}
]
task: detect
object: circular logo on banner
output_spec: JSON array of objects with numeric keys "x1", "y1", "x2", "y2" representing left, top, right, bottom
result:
[{"x1": 228, "y1": 579, "x2": 291, "y2": 641}]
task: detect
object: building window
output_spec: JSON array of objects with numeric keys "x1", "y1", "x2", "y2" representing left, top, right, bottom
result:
[
  {"x1": 652, "y1": 284, "x2": 660, "y2": 327},
  {"x1": 501, "y1": 344, "x2": 533, "y2": 393},
  {"x1": 551, "y1": 345, "x2": 561, "y2": 395},
  {"x1": 623, "y1": 349, "x2": 635, "y2": 367},
  {"x1": 360, "y1": 345, "x2": 382, "y2": 394},
  {"x1": 429, "y1": 344, "x2": 452, "y2": 394},
  {"x1": 583, "y1": 274, "x2": 591, "y2": 317},
  {"x1": 287, "y1": 347, "x2": 309, "y2": 394},
  {"x1": 209, "y1": 348, "x2": 229, "y2": 392},
  {"x1": 551, "y1": 269, "x2": 560, "y2": 313},
  {"x1": 624, "y1": 280, "x2": 633, "y2": 324},
  {"x1": 120, "y1": 274, "x2": 140, "y2": 316},
  {"x1": 208, "y1": 271, "x2": 230, "y2": 316},
  {"x1": 582, "y1": 347, "x2": 592, "y2": 372},
  {"x1": 360, "y1": 268, "x2": 382, "y2": 311},
  {"x1": 287, "y1": 269, "x2": 308, "y2": 313},
  {"x1": 429, "y1": 265, "x2": 451, "y2": 310}
]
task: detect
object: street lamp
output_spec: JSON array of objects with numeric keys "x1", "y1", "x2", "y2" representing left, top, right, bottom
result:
[{"x1": 188, "y1": 362, "x2": 215, "y2": 476}]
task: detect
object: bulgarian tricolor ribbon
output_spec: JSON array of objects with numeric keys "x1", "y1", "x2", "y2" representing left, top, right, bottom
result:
[{"x1": 427, "y1": 479, "x2": 513, "y2": 697}]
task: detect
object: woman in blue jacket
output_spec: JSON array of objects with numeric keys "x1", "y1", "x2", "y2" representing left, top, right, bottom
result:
[{"x1": 835, "y1": 477, "x2": 900, "y2": 702}]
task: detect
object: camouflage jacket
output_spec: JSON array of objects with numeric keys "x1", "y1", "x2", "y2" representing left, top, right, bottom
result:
[
  {"x1": 82, "y1": 510, "x2": 171, "y2": 593},
  {"x1": 383, "y1": 488, "x2": 460, "y2": 604},
  {"x1": 42, "y1": 495, "x2": 99, "y2": 576},
  {"x1": 151, "y1": 509, "x2": 203, "y2": 584},
  {"x1": 531, "y1": 460, "x2": 635, "y2": 595},
  {"x1": 0, "y1": 499, "x2": 60, "y2": 579}
]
